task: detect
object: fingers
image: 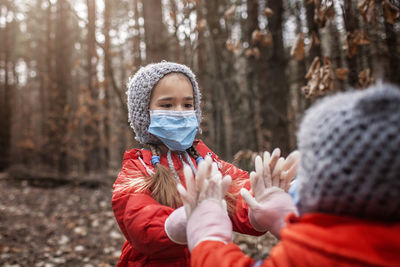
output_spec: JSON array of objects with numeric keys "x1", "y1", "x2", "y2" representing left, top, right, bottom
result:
[
  {"x1": 205, "y1": 155, "x2": 213, "y2": 165},
  {"x1": 198, "y1": 179, "x2": 210, "y2": 202},
  {"x1": 221, "y1": 175, "x2": 232, "y2": 197},
  {"x1": 208, "y1": 171, "x2": 222, "y2": 199},
  {"x1": 281, "y1": 150, "x2": 300, "y2": 172},
  {"x1": 250, "y1": 171, "x2": 265, "y2": 199},
  {"x1": 211, "y1": 162, "x2": 219, "y2": 176},
  {"x1": 272, "y1": 157, "x2": 284, "y2": 187},
  {"x1": 255, "y1": 155, "x2": 263, "y2": 178},
  {"x1": 280, "y1": 151, "x2": 300, "y2": 191},
  {"x1": 281, "y1": 163, "x2": 299, "y2": 191},
  {"x1": 269, "y1": 148, "x2": 281, "y2": 172},
  {"x1": 263, "y1": 151, "x2": 272, "y2": 187},
  {"x1": 196, "y1": 159, "x2": 211, "y2": 192},
  {"x1": 184, "y1": 165, "x2": 196, "y2": 195},
  {"x1": 177, "y1": 183, "x2": 193, "y2": 217},
  {"x1": 240, "y1": 188, "x2": 258, "y2": 209}
]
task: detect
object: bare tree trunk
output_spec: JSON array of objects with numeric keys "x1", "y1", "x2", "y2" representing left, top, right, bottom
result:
[
  {"x1": 293, "y1": 0, "x2": 309, "y2": 113},
  {"x1": 304, "y1": 0, "x2": 322, "y2": 61},
  {"x1": 259, "y1": 0, "x2": 290, "y2": 155},
  {"x1": 132, "y1": 0, "x2": 142, "y2": 67},
  {"x1": 203, "y1": 0, "x2": 234, "y2": 158},
  {"x1": 0, "y1": 1, "x2": 12, "y2": 170},
  {"x1": 329, "y1": 17, "x2": 345, "y2": 91},
  {"x1": 52, "y1": 0, "x2": 71, "y2": 174},
  {"x1": 244, "y1": 0, "x2": 263, "y2": 152},
  {"x1": 42, "y1": 0, "x2": 54, "y2": 166},
  {"x1": 84, "y1": 0, "x2": 101, "y2": 172},
  {"x1": 384, "y1": 20, "x2": 400, "y2": 84},
  {"x1": 142, "y1": 0, "x2": 168, "y2": 63},
  {"x1": 343, "y1": 0, "x2": 359, "y2": 87},
  {"x1": 102, "y1": 0, "x2": 111, "y2": 170},
  {"x1": 169, "y1": 0, "x2": 182, "y2": 63}
]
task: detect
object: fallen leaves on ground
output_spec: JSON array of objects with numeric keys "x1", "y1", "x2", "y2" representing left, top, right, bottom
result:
[{"x1": 0, "y1": 172, "x2": 278, "y2": 266}]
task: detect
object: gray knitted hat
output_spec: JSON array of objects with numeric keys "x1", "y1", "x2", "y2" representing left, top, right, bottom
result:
[
  {"x1": 126, "y1": 61, "x2": 202, "y2": 144},
  {"x1": 296, "y1": 83, "x2": 400, "y2": 221}
]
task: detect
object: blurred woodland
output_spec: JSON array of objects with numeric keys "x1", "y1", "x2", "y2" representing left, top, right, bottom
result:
[{"x1": 0, "y1": 0, "x2": 399, "y2": 179}]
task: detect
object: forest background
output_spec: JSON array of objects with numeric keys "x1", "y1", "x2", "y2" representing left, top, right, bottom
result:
[
  {"x1": 1, "y1": 0, "x2": 400, "y2": 177},
  {"x1": 0, "y1": 0, "x2": 399, "y2": 265}
]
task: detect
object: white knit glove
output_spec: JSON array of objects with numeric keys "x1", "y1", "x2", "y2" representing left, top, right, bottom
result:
[
  {"x1": 164, "y1": 206, "x2": 188, "y2": 244},
  {"x1": 177, "y1": 157, "x2": 232, "y2": 251},
  {"x1": 240, "y1": 149, "x2": 300, "y2": 238}
]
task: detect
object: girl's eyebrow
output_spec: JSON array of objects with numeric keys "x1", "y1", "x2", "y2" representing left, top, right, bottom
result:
[
  {"x1": 157, "y1": 97, "x2": 174, "y2": 101},
  {"x1": 158, "y1": 96, "x2": 193, "y2": 101}
]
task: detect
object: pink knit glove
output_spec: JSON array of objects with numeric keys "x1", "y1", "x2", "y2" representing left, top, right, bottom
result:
[
  {"x1": 164, "y1": 206, "x2": 188, "y2": 244},
  {"x1": 241, "y1": 150, "x2": 300, "y2": 238},
  {"x1": 178, "y1": 158, "x2": 232, "y2": 251}
]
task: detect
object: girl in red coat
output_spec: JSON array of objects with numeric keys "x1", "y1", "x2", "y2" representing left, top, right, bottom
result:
[
  {"x1": 111, "y1": 61, "x2": 299, "y2": 266},
  {"x1": 180, "y1": 84, "x2": 400, "y2": 267}
]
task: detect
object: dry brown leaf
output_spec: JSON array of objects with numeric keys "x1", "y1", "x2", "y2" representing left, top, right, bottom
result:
[
  {"x1": 326, "y1": 2, "x2": 335, "y2": 19},
  {"x1": 245, "y1": 48, "x2": 253, "y2": 58},
  {"x1": 264, "y1": 7, "x2": 274, "y2": 17},
  {"x1": 345, "y1": 30, "x2": 360, "y2": 58},
  {"x1": 335, "y1": 68, "x2": 349, "y2": 80},
  {"x1": 305, "y1": 57, "x2": 320, "y2": 79},
  {"x1": 359, "y1": 68, "x2": 375, "y2": 88},
  {"x1": 253, "y1": 47, "x2": 260, "y2": 59},
  {"x1": 358, "y1": 0, "x2": 377, "y2": 24},
  {"x1": 383, "y1": 0, "x2": 400, "y2": 24},
  {"x1": 302, "y1": 57, "x2": 334, "y2": 98},
  {"x1": 18, "y1": 139, "x2": 35, "y2": 150},
  {"x1": 308, "y1": 31, "x2": 320, "y2": 52},
  {"x1": 245, "y1": 47, "x2": 260, "y2": 59},
  {"x1": 196, "y1": 19, "x2": 207, "y2": 31},
  {"x1": 225, "y1": 39, "x2": 241, "y2": 52},
  {"x1": 261, "y1": 31, "x2": 273, "y2": 47},
  {"x1": 170, "y1": 12, "x2": 176, "y2": 20},
  {"x1": 314, "y1": 0, "x2": 335, "y2": 27},
  {"x1": 344, "y1": 30, "x2": 371, "y2": 58},
  {"x1": 290, "y1": 33, "x2": 305, "y2": 60},
  {"x1": 183, "y1": 0, "x2": 197, "y2": 5},
  {"x1": 224, "y1": 5, "x2": 237, "y2": 19},
  {"x1": 251, "y1": 29, "x2": 264, "y2": 44},
  {"x1": 360, "y1": 31, "x2": 371, "y2": 45}
]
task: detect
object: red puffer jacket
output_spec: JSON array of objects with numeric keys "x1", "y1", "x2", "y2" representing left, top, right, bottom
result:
[
  {"x1": 112, "y1": 140, "x2": 262, "y2": 267},
  {"x1": 191, "y1": 213, "x2": 400, "y2": 267}
]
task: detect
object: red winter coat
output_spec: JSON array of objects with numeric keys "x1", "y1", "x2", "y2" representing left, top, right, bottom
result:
[
  {"x1": 112, "y1": 140, "x2": 262, "y2": 267},
  {"x1": 191, "y1": 213, "x2": 400, "y2": 267}
]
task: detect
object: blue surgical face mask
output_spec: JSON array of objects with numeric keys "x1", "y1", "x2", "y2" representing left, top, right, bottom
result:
[{"x1": 148, "y1": 110, "x2": 199, "y2": 151}]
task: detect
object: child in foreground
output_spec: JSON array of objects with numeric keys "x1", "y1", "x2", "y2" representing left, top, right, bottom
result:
[
  {"x1": 180, "y1": 83, "x2": 400, "y2": 267},
  {"x1": 111, "y1": 61, "x2": 299, "y2": 266}
]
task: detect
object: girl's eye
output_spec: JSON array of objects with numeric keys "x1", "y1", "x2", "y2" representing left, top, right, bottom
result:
[
  {"x1": 184, "y1": 103, "x2": 193, "y2": 108},
  {"x1": 161, "y1": 104, "x2": 172, "y2": 108}
]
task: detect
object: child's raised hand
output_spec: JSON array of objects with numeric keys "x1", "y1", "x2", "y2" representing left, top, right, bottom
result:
[
  {"x1": 178, "y1": 156, "x2": 233, "y2": 251},
  {"x1": 255, "y1": 148, "x2": 300, "y2": 192},
  {"x1": 178, "y1": 156, "x2": 231, "y2": 218},
  {"x1": 240, "y1": 149, "x2": 299, "y2": 238}
]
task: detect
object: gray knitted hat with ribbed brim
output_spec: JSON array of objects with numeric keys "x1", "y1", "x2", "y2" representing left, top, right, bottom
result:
[
  {"x1": 126, "y1": 61, "x2": 202, "y2": 144},
  {"x1": 296, "y1": 83, "x2": 400, "y2": 221}
]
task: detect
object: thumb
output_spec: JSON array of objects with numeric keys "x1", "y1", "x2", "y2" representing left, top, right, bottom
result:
[
  {"x1": 240, "y1": 188, "x2": 258, "y2": 209},
  {"x1": 221, "y1": 175, "x2": 232, "y2": 197}
]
